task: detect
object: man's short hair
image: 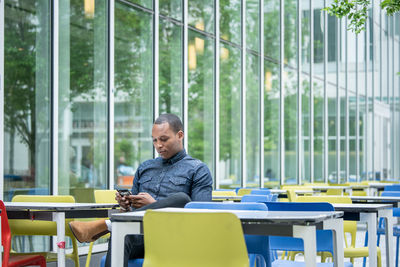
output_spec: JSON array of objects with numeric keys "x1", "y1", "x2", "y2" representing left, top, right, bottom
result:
[{"x1": 154, "y1": 114, "x2": 183, "y2": 133}]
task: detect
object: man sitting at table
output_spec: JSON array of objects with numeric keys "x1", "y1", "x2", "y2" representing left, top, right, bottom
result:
[{"x1": 69, "y1": 113, "x2": 213, "y2": 267}]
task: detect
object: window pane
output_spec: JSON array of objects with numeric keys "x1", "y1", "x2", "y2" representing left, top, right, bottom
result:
[
  {"x1": 126, "y1": 0, "x2": 152, "y2": 10},
  {"x1": 188, "y1": 0, "x2": 214, "y2": 34},
  {"x1": 328, "y1": 84, "x2": 338, "y2": 183},
  {"x1": 246, "y1": 53, "x2": 260, "y2": 186},
  {"x1": 313, "y1": 0, "x2": 324, "y2": 75},
  {"x1": 327, "y1": 12, "x2": 337, "y2": 84},
  {"x1": 58, "y1": 0, "x2": 108, "y2": 200},
  {"x1": 160, "y1": 0, "x2": 182, "y2": 20},
  {"x1": 114, "y1": 2, "x2": 153, "y2": 186},
  {"x1": 340, "y1": 88, "x2": 346, "y2": 183},
  {"x1": 264, "y1": 61, "x2": 280, "y2": 187},
  {"x1": 246, "y1": 0, "x2": 259, "y2": 52},
  {"x1": 301, "y1": 0, "x2": 310, "y2": 71},
  {"x1": 187, "y1": 31, "x2": 214, "y2": 177},
  {"x1": 220, "y1": 0, "x2": 240, "y2": 44},
  {"x1": 219, "y1": 43, "x2": 241, "y2": 187},
  {"x1": 284, "y1": 0, "x2": 298, "y2": 67},
  {"x1": 302, "y1": 74, "x2": 310, "y2": 182},
  {"x1": 4, "y1": 0, "x2": 51, "y2": 200},
  {"x1": 314, "y1": 79, "x2": 324, "y2": 181},
  {"x1": 159, "y1": 19, "x2": 182, "y2": 116},
  {"x1": 264, "y1": 0, "x2": 280, "y2": 61}
]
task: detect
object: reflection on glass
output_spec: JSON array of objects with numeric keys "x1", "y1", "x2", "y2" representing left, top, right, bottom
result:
[
  {"x1": 327, "y1": 13, "x2": 337, "y2": 84},
  {"x1": 187, "y1": 31, "x2": 214, "y2": 176},
  {"x1": 159, "y1": 19, "x2": 182, "y2": 116},
  {"x1": 359, "y1": 95, "x2": 366, "y2": 181},
  {"x1": 302, "y1": 75, "x2": 310, "y2": 182},
  {"x1": 126, "y1": 0, "x2": 152, "y2": 10},
  {"x1": 301, "y1": 0, "x2": 310, "y2": 70},
  {"x1": 313, "y1": 0, "x2": 324, "y2": 71},
  {"x1": 4, "y1": 0, "x2": 51, "y2": 200},
  {"x1": 374, "y1": 23, "x2": 381, "y2": 100},
  {"x1": 58, "y1": 0, "x2": 108, "y2": 201},
  {"x1": 246, "y1": 53, "x2": 260, "y2": 186},
  {"x1": 114, "y1": 2, "x2": 153, "y2": 186},
  {"x1": 284, "y1": 68, "x2": 298, "y2": 184},
  {"x1": 264, "y1": 0, "x2": 280, "y2": 61},
  {"x1": 188, "y1": 0, "x2": 214, "y2": 34},
  {"x1": 220, "y1": 0, "x2": 240, "y2": 44},
  {"x1": 348, "y1": 29, "x2": 356, "y2": 93},
  {"x1": 246, "y1": 0, "x2": 259, "y2": 52},
  {"x1": 284, "y1": 0, "x2": 298, "y2": 67},
  {"x1": 264, "y1": 61, "x2": 280, "y2": 187},
  {"x1": 160, "y1": 0, "x2": 181, "y2": 20},
  {"x1": 340, "y1": 89, "x2": 346, "y2": 183},
  {"x1": 314, "y1": 79, "x2": 324, "y2": 181},
  {"x1": 382, "y1": 17, "x2": 388, "y2": 101},
  {"x1": 219, "y1": 43, "x2": 241, "y2": 187},
  {"x1": 328, "y1": 84, "x2": 337, "y2": 183}
]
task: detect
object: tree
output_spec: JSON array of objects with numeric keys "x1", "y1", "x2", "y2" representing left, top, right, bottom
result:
[{"x1": 325, "y1": 0, "x2": 400, "y2": 33}]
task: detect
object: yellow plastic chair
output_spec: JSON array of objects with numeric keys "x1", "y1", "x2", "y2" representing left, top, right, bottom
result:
[
  {"x1": 212, "y1": 190, "x2": 237, "y2": 197},
  {"x1": 142, "y1": 210, "x2": 250, "y2": 267},
  {"x1": 326, "y1": 188, "x2": 343, "y2": 195},
  {"x1": 237, "y1": 188, "x2": 253, "y2": 196},
  {"x1": 10, "y1": 195, "x2": 80, "y2": 266},
  {"x1": 296, "y1": 196, "x2": 382, "y2": 266},
  {"x1": 85, "y1": 190, "x2": 117, "y2": 267}
]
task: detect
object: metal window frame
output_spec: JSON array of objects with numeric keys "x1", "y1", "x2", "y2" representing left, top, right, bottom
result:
[
  {"x1": 371, "y1": 0, "x2": 376, "y2": 181},
  {"x1": 52, "y1": 0, "x2": 59, "y2": 194},
  {"x1": 356, "y1": 29, "x2": 360, "y2": 182},
  {"x1": 297, "y1": 0, "x2": 302, "y2": 185},
  {"x1": 280, "y1": 0, "x2": 285, "y2": 185},
  {"x1": 215, "y1": 0, "x2": 220, "y2": 189},
  {"x1": 183, "y1": 0, "x2": 188, "y2": 152},
  {"x1": 336, "y1": 17, "x2": 341, "y2": 183},
  {"x1": 240, "y1": 0, "x2": 247, "y2": 187},
  {"x1": 310, "y1": 0, "x2": 314, "y2": 183},
  {"x1": 323, "y1": 0, "x2": 328, "y2": 183},
  {"x1": 0, "y1": 0, "x2": 4, "y2": 200},
  {"x1": 259, "y1": 0, "x2": 264, "y2": 188},
  {"x1": 345, "y1": 18, "x2": 349, "y2": 183},
  {"x1": 153, "y1": 0, "x2": 159, "y2": 129},
  {"x1": 108, "y1": 0, "x2": 115, "y2": 189},
  {"x1": 365, "y1": 12, "x2": 369, "y2": 181}
]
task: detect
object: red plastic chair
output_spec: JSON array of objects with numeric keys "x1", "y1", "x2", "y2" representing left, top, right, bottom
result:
[{"x1": 1, "y1": 200, "x2": 46, "y2": 267}]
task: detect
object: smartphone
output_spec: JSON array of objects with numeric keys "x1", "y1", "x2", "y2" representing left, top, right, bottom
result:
[{"x1": 117, "y1": 189, "x2": 132, "y2": 197}]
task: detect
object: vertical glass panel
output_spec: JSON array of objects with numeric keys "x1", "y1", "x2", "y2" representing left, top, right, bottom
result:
[
  {"x1": 314, "y1": 79, "x2": 324, "y2": 181},
  {"x1": 328, "y1": 84, "x2": 337, "y2": 183},
  {"x1": 284, "y1": 68, "x2": 298, "y2": 184},
  {"x1": 220, "y1": 0, "x2": 240, "y2": 44},
  {"x1": 4, "y1": 0, "x2": 51, "y2": 201},
  {"x1": 284, "y1": 0, "x2": 298, "y2": 67},
  {"x1": 159, "y1": 19, "x2": 182, "y2": 116},
  {"x1": 58, "y1": 0, "x2": 108, "y2": 200},
  {"x1": 339, "y1": 88, "x2": 346, "y2": 183},
  {"x1": 187, "y1": 31, "x2": 214, "y2": 177},
  {"x1": 114, "y1": 2, "x2": 153, "y2": 186},
  {"x1": 160, "y1": 0, "x2": 182, "y2": 20},
  {"x1": 382, "y1": 18, "x2": 388, "y2": 102},
  {"x1": 359, "y1": 95, "x2": 366, "y2": 181},
  {"x1": 126, "y1": 0, "x2": 152, "y2": 10},
  {"x1": 219, "y1": 43, "x2": 241, "y2": 187},
  {"x1": 188, "y1": 0, "x2": 214, "y2": 34},
  {"x1": 349, "y1": 91, "x2": 357, "y2": 181},
  {"x1": 264, "y1": 0, "x2": 280, "y2": 61},
  {"x1": 339, "y1": 19, "x2": 346, "y2": 89},
  {"x1": 348, "y1": 30, "x2": 357, "y2": 93},
  {"x1": 264, "y1": 61, "x2": 280, "y2": 187},
  {"x1": 302, "y1": 74, "x2": 310, "y2": 182},
  {"x1": 246, "y1": 0, "x2": 259, "y2": 52},
  {"x1": 246, "y1": 53, "x2": 260, "y2": 186},
  {"x1": 374, "y1": 23, "x2": 381, "y2": 100},
  {"x1": 327, "y1": 13, "x2": 337, "y2": 84},
  {"x1": 301, "y1": 0, "x2": 310, "y2": 71},
  {"x1": 359, "y1": 28, "x2": 367, "y2": 181},
  {"x1": 313, "y1": 0, "x2": 324, "y2": 77}
]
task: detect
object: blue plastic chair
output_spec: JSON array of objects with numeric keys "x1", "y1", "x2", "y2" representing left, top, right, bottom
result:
[
  {"x1": 251, "y1": 189, "x2": 271, "y2": 195},
  {"x1": 264, "y1": 202, "x2": 352, "y2": 267},
  {"x1": 185, "y1": 201, "x2": 271, "y2": 267},
  {"x1": 100, "y1": 256, "x2": 143, "y2": 267},
  {"x1": 241, "y1": 194, "x2": 272, "y2": 203},
  {"x1": 363, "y1": 191, "x2": 400, "y2": 267},
  {"x1": 383, "y1": 185, "x2": 400, "y2": 192}
]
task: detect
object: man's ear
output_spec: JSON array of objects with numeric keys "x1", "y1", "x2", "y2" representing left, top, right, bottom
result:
[{"x1": 177, "y1": 130, "x2": 184, "y2": 140}]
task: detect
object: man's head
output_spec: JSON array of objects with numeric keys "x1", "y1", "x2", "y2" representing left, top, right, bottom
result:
[{"x1": 152, "y1": 114, "x2": 184, "y2": 159}]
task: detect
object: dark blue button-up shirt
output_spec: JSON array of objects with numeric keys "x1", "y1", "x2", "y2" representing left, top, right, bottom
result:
[{"x1": 131, "y1": 149, "x2": 213, "y2": 201}]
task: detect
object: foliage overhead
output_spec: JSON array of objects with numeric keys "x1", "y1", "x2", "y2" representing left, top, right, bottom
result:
[{"x1": 324, "y1": 0, "x2": 400, "y2": 33}]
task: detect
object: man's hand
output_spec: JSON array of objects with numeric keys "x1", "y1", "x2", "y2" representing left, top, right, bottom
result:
[
  {"x1": 115, "y1": 192, "x2": 132, "y2": 211},
  {"x1": 130, "y1": 192, "x2": 156, "y2": 208}
]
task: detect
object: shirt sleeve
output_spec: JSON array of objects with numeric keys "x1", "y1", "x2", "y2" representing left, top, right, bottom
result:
[
  {"x1": 190, "y1": 163, "x2": 213, "y2": 201},
  {"x1": 131, "y1": 168, "x2": 140, "y2": 195}
]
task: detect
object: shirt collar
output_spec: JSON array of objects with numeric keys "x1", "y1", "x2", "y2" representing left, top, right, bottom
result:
[{"x1": 162, "y1": 149, "x2": 186, "y2": 165}]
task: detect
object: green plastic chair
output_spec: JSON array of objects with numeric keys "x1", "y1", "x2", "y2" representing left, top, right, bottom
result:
[
  {"x1": 10, "y1": 195, "x2": 79, "y2": 266},
  {"x1": 142, "y1": 210, "x2": 251, "y2": 267}
]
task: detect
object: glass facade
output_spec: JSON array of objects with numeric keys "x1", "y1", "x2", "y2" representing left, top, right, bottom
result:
[{"x1": 2, "y1": 0, "x2": 400, "y2": 197}]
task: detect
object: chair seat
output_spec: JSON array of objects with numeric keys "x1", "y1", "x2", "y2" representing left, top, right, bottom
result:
[
  {"x1": 8, "y1": 255, "x2": 46, "y2": 267},
  {"x1": 272, "y1": 260, "x2": 353, "y2": 267},
  {"x1": 100, "y1": 255, "x2": 144, "y2": 267}
]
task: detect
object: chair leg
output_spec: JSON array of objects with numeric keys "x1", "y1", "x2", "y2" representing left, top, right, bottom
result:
[
  {"x1": 396, "y1": 236, "x2": 399, "y2": 267},
  {"x1": 85, "y1": 241, "x2": 94, "y2": 267},
  {"x1": 71, "y1": 238, "x2": 80, "y2": 267}
]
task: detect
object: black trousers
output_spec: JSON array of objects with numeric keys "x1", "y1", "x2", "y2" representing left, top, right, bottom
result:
[{"x1": 104, "y1": 192, "x2": 192, "y2": 267}]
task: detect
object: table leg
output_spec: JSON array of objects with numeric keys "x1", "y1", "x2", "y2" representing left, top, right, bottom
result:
[
  {"x1": 360, "y1": 212, "x2": 378, "y2": 267},
  {"x1": 111, "y1": 221, "x2": 141, "y2": 267},
  {"x1": 379, "y1": 209, "x2": 394, "y2": 267},
  {"x1": 324, "y1": 218, "x2": 344, "y2": 267},
  {"x1": 53, "y1": 212, "x2": 65, "y2": 267},
  {"x1": 293, "y1": 225, "x2": 317, "y2": 267}
]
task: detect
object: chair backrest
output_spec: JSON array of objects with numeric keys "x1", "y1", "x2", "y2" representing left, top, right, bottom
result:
[
  {"x1": 237, "y1": 188, "x2": 253, "y2": 196},
  {"x1": 142, "y1": 210, "x2": 250, "y2": 267},
  {"x1": 1, "y1": 200, "x2": 12, "y2": 265},
  {"x1": 212, "y1": 190, "x2": 237, "y2": 197},
  {"x1": 384, "y1": 185, "x2": 400, "y2": 192},
  {"x1": 326, "y1": 188, "x2": 343, "y2": 195},
  {"x1": 12, "y1": 195, "x2": 75, "y2": 203},
  {"x1": 381, "y1": 191, "x2": 400, "y2": 197},
  {"x1": 263, "y1": 201, "x2": 335, "y2": 253},
  {"x1": 250, "y1": 189, "x2": 271, "y2": 195},
  {"x1": 185, "y1": 201, "x2": 271, "y2": 267},
  {"x1": 94, "y1": 190, "x2": 118, "y2": 203},
  {"x1": 241, "y1": 194, "x2": 271, "y2": 203}
]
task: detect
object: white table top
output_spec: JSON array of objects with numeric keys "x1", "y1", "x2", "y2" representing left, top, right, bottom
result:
[
  {"x1": 111, "y1": 207, "x2": 343, "y2": 224},
  {"x1": 4, "y1": 202, "x2": 118, "y2": 211},
  {"x1": 332, "y1": 203, "x2": 392, "y2": 212}
]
